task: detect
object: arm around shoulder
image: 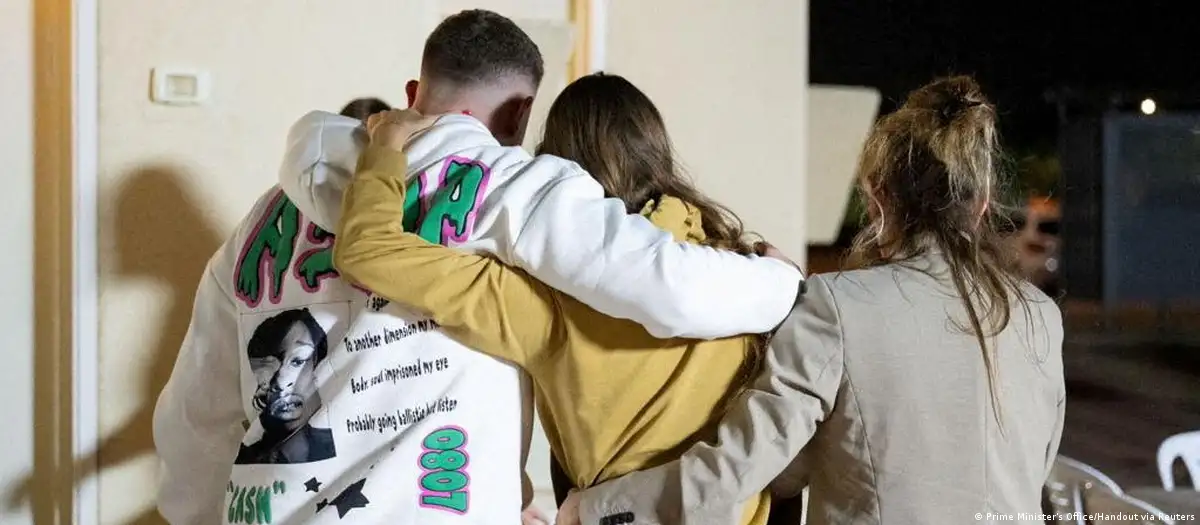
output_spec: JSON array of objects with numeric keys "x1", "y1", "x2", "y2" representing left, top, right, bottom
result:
[
  {"x1": 510, "y1": 166, "x2": 804, "y2": 340},
  {"x1": 334, "y1": 146, "x2": 562, "y2": 367},
  {"x1": 576, "y1": 276, "x2": 845, "y2": 525}
]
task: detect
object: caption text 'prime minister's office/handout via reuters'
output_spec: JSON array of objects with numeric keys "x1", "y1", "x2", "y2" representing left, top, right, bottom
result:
[{"x1": 976, "y1": 512, "x2": 1198, "y2": 522}]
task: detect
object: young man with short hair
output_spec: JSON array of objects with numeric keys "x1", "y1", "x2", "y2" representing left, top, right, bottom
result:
[{"x1": 154, "y1": 10, "x2": 803, "y2": 525}]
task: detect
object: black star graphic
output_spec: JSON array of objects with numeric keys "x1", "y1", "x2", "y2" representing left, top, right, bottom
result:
[
  {"x1": 329, "y1": 478, "x2": 370, "y2": 518},
  {"x1": 304, "y1": 477, "x2": 322, "y2": 493}
]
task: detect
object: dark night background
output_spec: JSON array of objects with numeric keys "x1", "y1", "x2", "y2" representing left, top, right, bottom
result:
[
  {"x1": 808, "y1": 1, "x2": 1200, "y2": 496},
  {"x1": 810, "y1": 1, "x2": 1199, "y2": 155}
]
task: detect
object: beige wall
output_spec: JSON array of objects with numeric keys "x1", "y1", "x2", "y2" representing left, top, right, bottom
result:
[
  {"x1": 0, "y1": 0, "x2": 37, "y2": 523},
  {"x1": 442, "y1": 0, "x2": 566, "y2": 21},
  {"x1": 605, "y1": 0, "x2": 810, "y2": 264},
  {"x1": 807, "y1": 86, "x2": 881, "y2": 245}
]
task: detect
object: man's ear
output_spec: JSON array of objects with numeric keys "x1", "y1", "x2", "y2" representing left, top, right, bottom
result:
[
  {"x1": 405, "y1": 80, "x2": 419, "y2": 108},
  {"x1": 517, "y1": 96, "x2": 534, "y2": 126},
  {"x1": 507, "y1": 96, "x2": 536, "y2": 146},
  {"x1": 491, "y1": 96, "x2": 535, "y2": 146}
]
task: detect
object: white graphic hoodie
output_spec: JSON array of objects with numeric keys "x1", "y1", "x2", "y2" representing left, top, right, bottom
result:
[{"x1": 153, "y1": 111, "x2": 803, "y2": 525}]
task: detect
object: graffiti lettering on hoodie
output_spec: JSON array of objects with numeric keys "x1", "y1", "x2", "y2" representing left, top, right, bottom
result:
[
  {"x1": 226, "y1": 480, "x2": 287, "y2": 524},
  {"x1": 236, "y1": 191, "x2": 301, "y2": 307},
  {"x1": 235, "y1": 190, "x2": 340, "y2": 307},
  {"x1": 404, "y1": 157, "x2": 491, "y2": 246},
  {"x1": 417, "y1": 426, "x2": 471, "y2": 514},
  {"x1": 294, "y1": 223, "x2": 337, "y2": 292},
  {"x1": 235, "y1": 157, "x2": 490, "y2": 308}
]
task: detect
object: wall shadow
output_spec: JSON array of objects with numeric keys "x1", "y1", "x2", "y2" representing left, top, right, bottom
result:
[
  {"x1": 5, "y1": 165, "x2": 221, "y2": 524},
  {"x1": 103, "y1": 165, "x2": 222, "y2": 524}
]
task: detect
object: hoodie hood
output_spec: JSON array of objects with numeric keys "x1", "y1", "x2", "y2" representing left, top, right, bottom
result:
[
  {"x1": 277, "y1": 111, "x2": 368, "y2": 231},
  {"x1": 278, "y1": 111, "x2": 509, "y2": 232}
]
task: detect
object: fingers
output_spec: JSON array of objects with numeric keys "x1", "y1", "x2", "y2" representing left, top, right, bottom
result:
[
  {"x1": 366, "y1": 108, "x2": 422, "y2": 135},
  {"x1": 521, "y1": 506, "x2": 550, "y2": 525},
  {"x1": 753, "y1": 241, "x2": 775, "y2": 257},
  {"x1": 363, "y1": 108, "x2": 444, "y2": 151},
  {"x1": 557, "y1": 490, "x2": 583, "y2": 525}
]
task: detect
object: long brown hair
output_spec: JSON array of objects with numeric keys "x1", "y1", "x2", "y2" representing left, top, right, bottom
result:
[
  {"x1": 536, "y1": 72, "x2": 766, "y2": 383},
  {"x1": 537, "y1": 73, "x2": 755, "y2": 255},
  {"x1": 847, "y1": 75, "x2": 1029, "y2": 428}
]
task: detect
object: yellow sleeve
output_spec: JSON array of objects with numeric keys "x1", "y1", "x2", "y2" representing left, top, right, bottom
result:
[{"x1": 333, "y1": 145, "x2": 561, "y2": 367}]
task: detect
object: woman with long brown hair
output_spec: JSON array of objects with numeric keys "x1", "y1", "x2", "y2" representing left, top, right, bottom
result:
[
  {"x1": 563, "y1": 76, "x2": 1066, "y2": 525},
  {"x1": 334, "y1": 73, "x2": 778, "y2": 525}
]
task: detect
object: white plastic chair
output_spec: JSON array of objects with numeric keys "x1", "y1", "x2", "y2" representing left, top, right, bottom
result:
[
  {"x1": 1085, "y1": 487, "x2": 1175, "y2": 525},
  {"x1": 1044, "y1": 456, "x2": 1124, "y2": 525},
  {"x1": 1157, "y1": 431, "x2": 1200, "y2": 490}
]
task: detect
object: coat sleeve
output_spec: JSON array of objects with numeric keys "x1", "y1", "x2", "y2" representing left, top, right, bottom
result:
[
  {"x1": 575, "y1": 275, "x2": 845, "y2": 525},
  {"x1": 1044, "y1": 313, "x2": 1066, "y2": 480}
]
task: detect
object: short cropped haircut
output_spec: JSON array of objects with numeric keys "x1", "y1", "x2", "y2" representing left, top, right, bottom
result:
[
  {"x1": 422, "y1": 9, "x2": 545, "y2": 88},
  {"x1": 338, "y1": 97, "x2": 391, "y2": 121}
]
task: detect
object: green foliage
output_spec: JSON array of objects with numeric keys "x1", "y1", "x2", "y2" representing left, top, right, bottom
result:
[
  {"x1": 844, "y1": 187, "x2": 868, "y2": 228},
  {"x1": 1012, "y1": 153, "x2": 1061, "y2": 198}
]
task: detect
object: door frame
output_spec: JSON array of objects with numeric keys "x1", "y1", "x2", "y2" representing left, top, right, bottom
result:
[
  {"x1": 568, "y1": 0, "x2": 606, "y2": 77},
  {"x1": 71, "y1": 0, "x2": 100, "y2": 521}
]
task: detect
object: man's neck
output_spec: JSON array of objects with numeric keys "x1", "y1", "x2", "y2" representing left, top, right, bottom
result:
[{"x1": 413, "y1": 96, "x2": 489, "y2": 123}]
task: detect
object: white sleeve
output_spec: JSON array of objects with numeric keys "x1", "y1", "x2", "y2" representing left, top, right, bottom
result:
[
  {"x1": 510, "y1": 169, "x2": 804, "y2": 340},
  {"x1": 153, "y1": 260, "x2": 246, "y2": 525}
]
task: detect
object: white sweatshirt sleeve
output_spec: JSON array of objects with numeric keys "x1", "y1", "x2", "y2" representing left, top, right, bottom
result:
[
  {"x1": 279, "y1": 111, "x2": 803, "y2": 340},
  {"x1": 153, "y1": 258, "x2": 246, "y2": 525},
  {"x1": 510, "y1": 166, "x2": 804, "y2": 340}
]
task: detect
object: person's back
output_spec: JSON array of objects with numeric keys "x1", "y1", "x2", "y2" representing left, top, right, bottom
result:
[
  {"x1": 521, "y1": 77, "x2": 772, "y2": 511},
  {"x1": 332, "y1": 74, "x2": 778, "y2": 525},
  {"x1": 336, "y1": 179, "x2": 773, "y2": 525},
  {"x1": 531, "y1": 204, "x2": 766, "y2": 518},
  {"x1": 804, "y1": 259, "x2": 1062, "y2": 523},
  {"x1": 511, "y1": 200, "x2": 771, "y2": 524},
  {"x1": 566, "y1": 75, "x2": 1066, "y2": 525}
]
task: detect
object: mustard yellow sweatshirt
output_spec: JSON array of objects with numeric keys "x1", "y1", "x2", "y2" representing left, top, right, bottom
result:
[{"x1": 335, "y1": 146, "x2": 769, "y2": 525}]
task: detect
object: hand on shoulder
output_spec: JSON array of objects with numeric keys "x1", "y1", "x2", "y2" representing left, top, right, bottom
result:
[
  {"x1": 755, "y1": 241, "x2": 802, "y2": 269},
  {"x1": 365, "y1": 109, "x2": 441, "y2": 151},
  {"x1": 521, "y1": 505, "x2": 551, "y2": 525},
  {"x1": 557, "y1": 490, "x2": 582, "y2": 525}
]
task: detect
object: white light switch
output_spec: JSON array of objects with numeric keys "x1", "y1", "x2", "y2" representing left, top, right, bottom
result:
[{"x1": 151, "y1": 68, "x2": 211, "y2": 105}]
